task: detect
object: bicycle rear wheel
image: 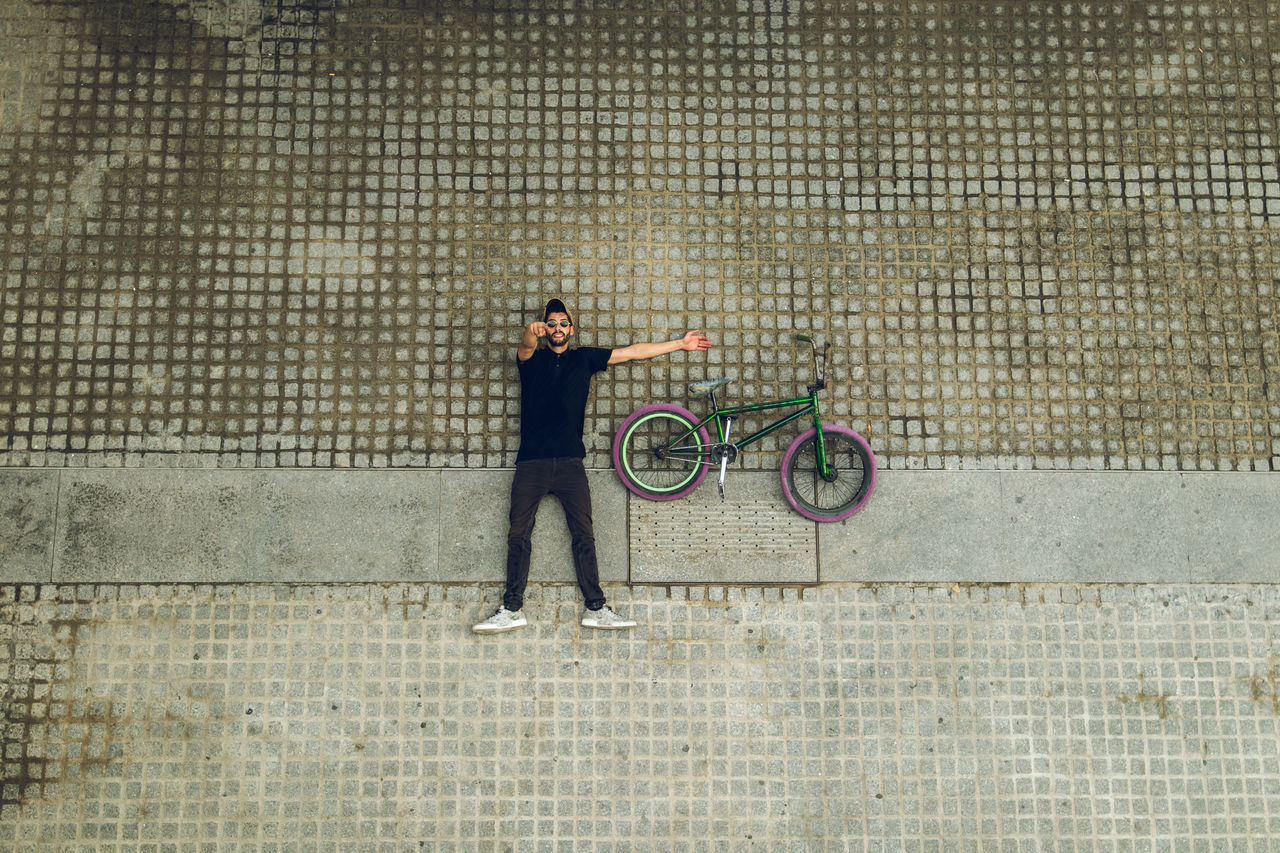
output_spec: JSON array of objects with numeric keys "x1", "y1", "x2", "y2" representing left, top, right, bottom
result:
[
  {"x1": 780, "y1": 425, "x2": 877, "y2": 522},
  {"x1": 612, "y1": 403, "x2": 710, "y2": 500}
]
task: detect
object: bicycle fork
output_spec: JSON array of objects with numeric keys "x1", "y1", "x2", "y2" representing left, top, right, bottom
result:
[{"x1": 811, "y1": 409, "x2": 838, "y2": 481}]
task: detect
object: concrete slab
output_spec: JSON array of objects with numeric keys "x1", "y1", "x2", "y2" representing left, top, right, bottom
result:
[
  {"x1": 1179, "y1": 473, "x2": 1280, "y2": 582},
  {"x1": 28, "y1": 468, "x2": 1280, "y2": 585},
  {"x1": 628, "y1": 472, "x2": 818, "y2": 584},
  {"x1": 997, "y1": 472, "x2": 1191, "y2": 583},
  {"x1": 819, "y1": 470, "x2": 1005, "y2": 582},
  {"x1": 55, "y1": 469, "x2": 255, "y2": 583},
  {"x1": 54, "y1": 470, "x2": 443, "y2": 583},
  {"x1": 437, "y1": 469, "x2": 628, "y2": 586},
  {"x1": 249, "y1": 471, "x2": 441, "y2": 582},
  {"x1": 0, "y1": 470, "x2": 59, "y2": 582},
  {"x1": 820, "y1": 470, "x2": 1280, "y2": 584}
]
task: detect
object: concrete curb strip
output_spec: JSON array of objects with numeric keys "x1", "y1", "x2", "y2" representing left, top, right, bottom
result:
[{"x1": 2, "y1": 469, "x2": 1275, "y2": 584}]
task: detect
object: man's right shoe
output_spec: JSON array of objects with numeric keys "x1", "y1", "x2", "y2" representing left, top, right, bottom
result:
[{"x1": 472, "y1": 606, "x2": 528, "y2": 634}]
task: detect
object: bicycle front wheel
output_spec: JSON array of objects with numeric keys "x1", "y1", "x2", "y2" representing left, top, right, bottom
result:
[
  {"x1": 781, "y1": 425, "x2": 877, "y2": 522},
  {"x1": 612, "y1": 403, "x2": 710, "y2": 500}
]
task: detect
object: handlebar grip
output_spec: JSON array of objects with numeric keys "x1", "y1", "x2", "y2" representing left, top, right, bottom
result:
[{"x1": 794, "y1": 333, "x2": 813, "y2": 343}]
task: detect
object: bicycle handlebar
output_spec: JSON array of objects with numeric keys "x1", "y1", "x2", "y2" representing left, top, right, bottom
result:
[
  {"x1": 794, "y1": 333, "x2": 827, "y2": 350},
  {"x1": 794, "y1": 333, "x2": 828, "y2": 355},
  {"x1": 793, "y1": 333, "x2": 829, "y2": 388}
]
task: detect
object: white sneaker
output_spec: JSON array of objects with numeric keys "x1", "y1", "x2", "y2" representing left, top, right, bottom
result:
[
  {"x1": 472, "y1": 606, "x2": 527, "y2": 634},
  {"x1": 581, "y1": 605, "x2": 636, "y2": 630}
]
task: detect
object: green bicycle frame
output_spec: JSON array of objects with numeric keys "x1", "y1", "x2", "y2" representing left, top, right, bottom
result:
[{"x1": 663, "y1": 385, "x2": 836, "y2": 478}]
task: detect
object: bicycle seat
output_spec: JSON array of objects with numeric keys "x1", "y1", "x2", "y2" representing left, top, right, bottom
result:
[{"x1": 689, "y1": 376, "x2": 732, "y2": 395}]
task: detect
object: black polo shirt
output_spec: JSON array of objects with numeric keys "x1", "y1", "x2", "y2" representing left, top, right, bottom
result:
[{"x1": 516, "y1": 346, "x2": 612, "y2": 462}]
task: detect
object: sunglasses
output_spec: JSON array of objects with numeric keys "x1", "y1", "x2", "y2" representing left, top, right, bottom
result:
[{"x1": 544, "y1": 320, "x2": 572, "y2": 328}]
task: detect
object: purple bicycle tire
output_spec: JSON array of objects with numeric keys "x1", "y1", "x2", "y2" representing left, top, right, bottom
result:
[
  {"x1": 612, "y1": 403, "x2": 711, "y2": 501},
  {"x1": 780, "y1": 424, "x2": 878, "y2": 522}
]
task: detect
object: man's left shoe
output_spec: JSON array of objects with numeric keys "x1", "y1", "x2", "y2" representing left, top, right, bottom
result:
[{"x1": 581, "y1": 605, "x2": 637, "y2": 630}]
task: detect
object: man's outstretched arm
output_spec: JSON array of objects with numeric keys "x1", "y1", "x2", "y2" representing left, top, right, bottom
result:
[
  {"x1": 607, "y1": 330, "x2": 713, "y2": 365},
  {"x1": 517, "y1": 321, "x2": 550, "y2": 362}
]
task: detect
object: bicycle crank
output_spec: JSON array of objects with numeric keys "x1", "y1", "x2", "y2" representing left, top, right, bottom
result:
[{"x1": 713, "y1": 418, "x2": 738, "y2": 499}]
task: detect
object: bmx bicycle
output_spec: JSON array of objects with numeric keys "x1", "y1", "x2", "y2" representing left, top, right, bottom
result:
[{"x1": 611, "y1": 334, "x2": 877, "y2": 522}]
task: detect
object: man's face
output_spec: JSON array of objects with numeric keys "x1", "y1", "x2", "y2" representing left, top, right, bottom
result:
[{"x1": 546, "y1": 312, "x2": 573, "y2": 349}]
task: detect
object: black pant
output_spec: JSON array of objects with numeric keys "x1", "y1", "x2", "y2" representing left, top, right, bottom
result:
[{"x1": 503, "y1": 457, "x2": 605, "y2": 612}]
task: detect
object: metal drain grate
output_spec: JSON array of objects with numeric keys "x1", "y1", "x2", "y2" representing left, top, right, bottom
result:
[{"x1": 628, "y1": 495, "x2": 817, "y2": 584}]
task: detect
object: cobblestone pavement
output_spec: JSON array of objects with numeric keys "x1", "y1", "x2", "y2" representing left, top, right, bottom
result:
[
  {"x1": 1, "y1": 0, "x2": 1278, "y2": 472},
  {"x1": 3, "y1": 2, "x2": 1280, "y2": 850},
  {"x1": 2, "y1": 582, "x2": 1279, "y2": 851}
]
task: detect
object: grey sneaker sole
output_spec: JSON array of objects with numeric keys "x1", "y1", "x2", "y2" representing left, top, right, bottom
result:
[
  {"x1": 581, "y1": 617, "x2": 636, "y2": 630},
  {"x1": 472, "y1": 619, "x2": 527, "y2": 634}
]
